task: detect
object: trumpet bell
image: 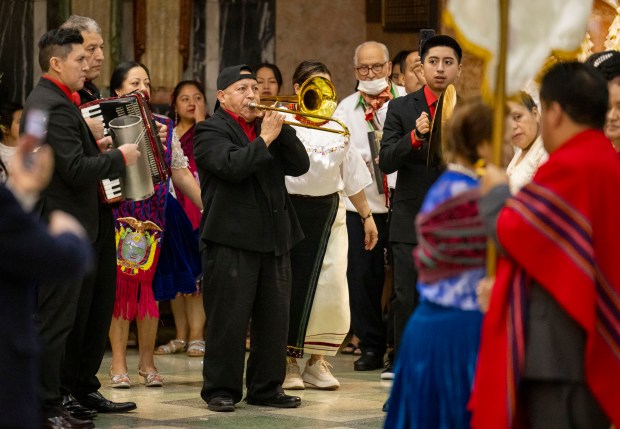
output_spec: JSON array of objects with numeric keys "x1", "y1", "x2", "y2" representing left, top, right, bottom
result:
[
  {"x1": 251, "y1": 76, "x2": 350, "y2": 136},
  {"x1": 299, "y1": 77, "x2": 338, "y2": 123}
]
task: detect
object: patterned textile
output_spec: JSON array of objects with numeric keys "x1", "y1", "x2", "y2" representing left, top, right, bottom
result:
[
  {"x1": 470, "y1": 129, "x2": 620, "y2": 429},
  {"x1": 112, "y1": 116, "x2": 173, "y2": 320},
  {"x1": 416, "y1": 170, "x2": 485, "y2": 310},
  {"x1": 415, "y1": 188, "x2": 486, "y2": 283}
]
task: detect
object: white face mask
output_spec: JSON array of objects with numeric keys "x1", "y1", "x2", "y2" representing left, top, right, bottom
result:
[{"x1": 357, "y1": 77, "x2": 389, "y2": 96}]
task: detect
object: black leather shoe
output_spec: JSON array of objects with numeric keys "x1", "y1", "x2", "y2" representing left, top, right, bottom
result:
[
  {"x1": 246, "y1": 393, "x2": 301, "y2": 408},
  {"x1": 42, "y1": 412, "x2": 95, "y2": 428},
  {"x1": 354, "y1": 351, "x2": 384, "y2": 371},
  {"x1": 382, "y1": 399, "x2": 388, "y2": 412},
  {"x1": 207, "y1": 396, "x2": 235, "y2": 412},
  {"x1": 62, "y1": 394, "x2": 98, "y2": 420},
  {"x1": 74, "y1": 391, "x2": 136, "y2": 413}
]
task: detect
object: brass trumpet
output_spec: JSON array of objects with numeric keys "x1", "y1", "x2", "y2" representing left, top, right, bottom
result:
[{"x1": 248, "y1": 76, "x2": 350, "y2": 137}]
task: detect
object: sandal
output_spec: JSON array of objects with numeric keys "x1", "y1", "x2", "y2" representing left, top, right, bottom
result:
[
  {"x1": 138, "y1": 368, "x2": 163, "y2": 387},
  {"x1": 341, "y1": 342, "x2": 360, "y2": 355},
  {"x1": 186, "y1": 339, "x2": 205, "y2": 357},
  {"x1": 109, "y1": 367, "x2": 131, "y2": 388},
  {"x1": 154, "y1": 339, "x2": 187, "y2": 355}
]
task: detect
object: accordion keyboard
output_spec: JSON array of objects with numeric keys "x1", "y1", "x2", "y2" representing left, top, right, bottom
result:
[{"x1": 81, "y1": 105, "x2": 123, "y2": 204}]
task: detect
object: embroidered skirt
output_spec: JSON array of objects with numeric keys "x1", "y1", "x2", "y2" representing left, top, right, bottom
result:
[{"x1": 287, "y1": 194, "x2": 350, "y2": 358}]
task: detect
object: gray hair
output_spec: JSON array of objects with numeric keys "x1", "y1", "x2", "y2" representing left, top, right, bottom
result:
[
  {"x1": 60, "y1": 15, "x2": 101, "y2": 34},
  {"x1": 354, "y1": 41, "x2": 389, "y2": 66}
]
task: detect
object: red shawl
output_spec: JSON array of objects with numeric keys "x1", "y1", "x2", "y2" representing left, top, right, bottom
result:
[
  {"x1": 414, "y1": 188, "x2": 487, "y2": 283},
  {"x1": 470, "y1": 129, "x2": 620, "y2": 428}
]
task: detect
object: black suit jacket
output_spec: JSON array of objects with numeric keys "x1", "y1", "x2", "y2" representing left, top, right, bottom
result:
[
  {"x1": 193, "y1": 108, "x2": 310, "y2": 256},
  {"x1": 379, "y1": 86, "x2": 443, "y2": 244},
  {"x1": 21, "y1": 78, "x2": 126, "y2": 241},
  {"x1": 0, "y1": 185, "x2": 92, "y2": 429}
]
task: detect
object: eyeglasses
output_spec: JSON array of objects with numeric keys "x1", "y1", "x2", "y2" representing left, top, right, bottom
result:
[{"x1": 355, "y1": 62, "x2": 387, "y2": 76}]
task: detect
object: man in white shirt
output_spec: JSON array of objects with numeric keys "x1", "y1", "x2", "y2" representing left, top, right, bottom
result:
[{"x1": 334, "y1": 41, "x2": 401, "y2": 373}]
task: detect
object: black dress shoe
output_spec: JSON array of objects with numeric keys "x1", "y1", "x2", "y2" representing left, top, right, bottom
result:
[
  {"x1": 207, "y1": 396, "x2": 235, "y2": 412},
  {"x1": 354, "y1": 351, "x2": 384, "y2": 371},
  {"x1": 74, "y1": 391, "x2": 136, "y2": 413},
  {"x1": 246, "y1": 393, "x2": 301, "y2": 408},
  {"x1": 42, "y1": 413, "x2": 94, "y2": 429},
  {"x1": 62, "y1": 394, "x2": 98, "y2": 420}
]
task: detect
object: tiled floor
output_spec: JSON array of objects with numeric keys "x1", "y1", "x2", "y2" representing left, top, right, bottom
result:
[{"x1": 94, "y1": 349, "x2": 390, "y2": 428}]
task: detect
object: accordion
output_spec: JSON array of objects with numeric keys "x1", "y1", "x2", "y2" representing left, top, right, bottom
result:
[{"x1": 81, "y1": 92, "x2": 170, "y2": 204}]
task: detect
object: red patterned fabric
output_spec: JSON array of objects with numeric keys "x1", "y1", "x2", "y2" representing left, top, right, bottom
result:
[
  {"x1": 361, "y1": 87, "x2": 393, "y2": 122},
  {"x1": 414, "y1": 188, "x2": 486, "y2": 283},
  {"x1": 174, "y1": 125, "x2": 202, "y2": 230},
  {"x1": 470, "y1": 130, "x2": 620, "y2": 429}
]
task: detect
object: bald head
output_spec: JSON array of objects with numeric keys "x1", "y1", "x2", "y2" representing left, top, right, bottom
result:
[
  {"x1": 354, "y1": 41, "x2": 389, "y2": 66},
  {"x1": 354, "y1": 41, "x2": 392, "y2": 82}
]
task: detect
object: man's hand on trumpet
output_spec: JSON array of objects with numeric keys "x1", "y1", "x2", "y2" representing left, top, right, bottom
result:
[{"x1": 258, "y1": 110, "x2": 285, "y2": 147}]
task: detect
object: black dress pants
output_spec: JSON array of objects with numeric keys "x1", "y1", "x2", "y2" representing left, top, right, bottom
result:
[
  {"x1": 200, "y1": 243, "x2": 291, "y2": 404},
  {"x1": 37, "y1": 273, "x2": 82, "y2": 417},
  {"x1": 61, "y1": 210, "x2": 117, "y2": 397},
  {"x1": 391, "y1": 241, "x2": 419, "y2": 355},
  {"x1": 346, "y1": 211, "x2": 387, "y2": 356}
]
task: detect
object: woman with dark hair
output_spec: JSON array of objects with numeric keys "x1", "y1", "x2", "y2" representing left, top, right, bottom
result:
[
  {"x1": 282, "y1": 60, "x2": 377, "y2": 391},
  {"x1": 153, "y1": 80, "x2": 208, "y2": 358},
  {"x1": 384, "y1": 98, "x2": 494, "y2": 429},
  {"x1": 0, "y1": 102, "x2": 23, "y2": 181},
  {"x1": 255, "y1": 62, "x2": 283, "y2": 96},
  {"x1": 506, "y1": 91, "x2": 547, "y2": 193},
  {"x1": 107, "y1": 62, "x2": 203, "y2": 388}
]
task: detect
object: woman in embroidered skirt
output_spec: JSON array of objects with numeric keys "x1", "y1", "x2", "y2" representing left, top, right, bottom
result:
[
  {"x1": 153, "y1": 80, "x2": 208, "y2": 358},
  {"x1": 282, "y1": 61, "x2": 378, "y2": 391},
  {"x1": 107, "y1": 62, "x2": 203, "y2": 387},
  {"x1": 384, "y1": 99, "x2": 494, "y2": 428}
]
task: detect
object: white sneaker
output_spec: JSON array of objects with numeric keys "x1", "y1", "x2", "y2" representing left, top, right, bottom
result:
[
  {"x1": 302, "y1": 359, "x2": 340, "y2": 390},
  {"x1": 283, "y1": 360, "x2": 305, "y2": 390}
]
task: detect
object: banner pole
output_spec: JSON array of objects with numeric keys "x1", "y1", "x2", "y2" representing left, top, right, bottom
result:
[{"x1": 486, "y1": 0, "x2": 509, "y2": 276}]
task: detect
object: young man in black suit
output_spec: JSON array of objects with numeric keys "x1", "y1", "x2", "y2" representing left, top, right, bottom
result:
[
  {"x1": 194, "y1": 65, "x2": 310, "y2": 412},
  {"x1": 379, "y1": 35, "x2": 462, "y2": 360},
  {"x1": 22, "y1": 28, "x2": 140, "y2": 428}
]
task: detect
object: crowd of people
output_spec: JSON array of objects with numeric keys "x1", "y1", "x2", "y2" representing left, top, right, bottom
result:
[{"x1": 1, "y1": 12, "x2": 619, "y2": 429}]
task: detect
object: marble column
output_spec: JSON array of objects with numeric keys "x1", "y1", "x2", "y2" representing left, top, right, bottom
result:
[
  {"x1": 218, "y1": 0, "x2": 275, "y2": 68},
  {"x1": 188, "y1": 0, "x2": 207, "y2": 82},
  {"x1": 0, "y1": 0, "x2": 34, "y2": 104}
]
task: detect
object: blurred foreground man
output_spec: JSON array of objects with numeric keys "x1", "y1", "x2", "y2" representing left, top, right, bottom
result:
[{"x1": 471, "y1": 62, "x2": 619, "y2": 429}]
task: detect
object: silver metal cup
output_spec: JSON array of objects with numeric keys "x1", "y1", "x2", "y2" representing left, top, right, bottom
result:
[{"x1": 109, "y1": 115, "x2": 154, "y2": 201}]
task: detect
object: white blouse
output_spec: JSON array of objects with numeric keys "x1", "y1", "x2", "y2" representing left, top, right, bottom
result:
[
  {"x1": 170, "y1": 129, "x2": 190, "y2": 170},
  {"x1": 506, "y1": 135, "x2": 548, "y2": 194},
  {"x1": 284, "y1": 114, "x2": 372, "y2": 197}
]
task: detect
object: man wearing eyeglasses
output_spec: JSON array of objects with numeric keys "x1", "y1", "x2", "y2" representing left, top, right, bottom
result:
[{"x1": 334, "y1": 41, "x2": 402, "y2": 375}]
